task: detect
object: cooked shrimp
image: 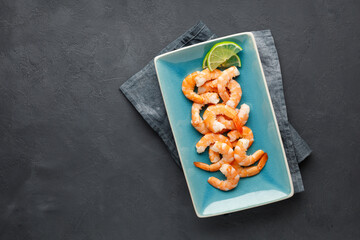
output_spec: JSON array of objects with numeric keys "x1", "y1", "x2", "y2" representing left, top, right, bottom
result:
[
  {"x1": 191, "y1": 93, "x2": 220, "y2": 134},
  {"x1": 231, "y1": 153, "x2": 268, "y2": 177},
  {"x1": 227, "y1": 128, "x2": 240, "y2": 138},
  {"x1": 215, "y1": 104, "x2": 250, "y2": 131},
  {"x1": 183, "y1": 64, "x2": 267, "y2": 190},
  {"x1": 208, "y1": 164, "x2": 240, "y2": 191},
  {"x1": 195, "y1": 69, "x2": 222, "y2": 87},
  {"x1": 194, "y1": 141, "x2": 234, "y2": 172},
  {"x1": 242, "y1": 126, "x2": 254, "y2": 144},
  {"x1": 208, "y1": 121, "x2": 236, "y2": 161},
  {"x1": 226, "y1": 80, "x2": 242, "y2": 108},
  {"x1": 182, "y1": 71, "x2": 204, "y2": 103},
  {"x1": 217, "y1": 115, "x2": 235, "y2": 130},
  {"x1": 209, "y1": 149, "x2": 220, "y2": 163},
  {"x1": 217, "y1": 66, "x2": 240, "y2": 102},
  {"x1": 195, "y1": 133, "x2": 232, "y2": 153},
  {"x1": 234, "y1": 139, "x2": 265, "y2": 166},
  {"x1": 237, "y1": 103, "x2": 250, "y2": 126},
  {"x1": 197, "y1": 80, "x2": 218, "y2": 94},
  {"x1": 203, "y1": 104, "x2": 243, "y2": 133},
  {"x1": 201, "y1": 92, "x2": 220, "y2": 104},
  {"x1": 207, "y1": 115, "x2": 234, "y2": 162},
  {"x1": 227, "y1": 126, "x2": 254, "y2": 147},
  {"x1": 191, "y1": 104, "x2": 210, "y2": 134}
]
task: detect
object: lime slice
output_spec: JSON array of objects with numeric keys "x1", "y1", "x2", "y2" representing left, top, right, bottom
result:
[
  {"x1": 206, "y1": 41, "x2": 242, "y2": 71},
  {"x1": 202, "y1": 51, "x2": 210, "y2": 69},
  {"x1": 219, "y1": 54, "x2": 241, "y2": 68}
]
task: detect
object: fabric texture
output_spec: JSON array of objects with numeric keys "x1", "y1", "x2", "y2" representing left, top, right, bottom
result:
[{"x1": 120, "y1": 21, "x2": 311, "y2": 193}]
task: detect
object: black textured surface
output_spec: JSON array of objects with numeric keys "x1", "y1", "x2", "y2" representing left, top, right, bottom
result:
[{"x1": 1, "y1": 0, "x2": 360, "y2": 239}]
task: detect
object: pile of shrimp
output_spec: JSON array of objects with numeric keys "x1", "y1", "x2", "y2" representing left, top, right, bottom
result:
[{"x1": 182, "y1": 66, "x2": 268, "y2": 191}]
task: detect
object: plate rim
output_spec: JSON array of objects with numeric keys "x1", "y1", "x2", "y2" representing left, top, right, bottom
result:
[{"x1": 154, "y1": 32, "x2": 294, "y2": 218}]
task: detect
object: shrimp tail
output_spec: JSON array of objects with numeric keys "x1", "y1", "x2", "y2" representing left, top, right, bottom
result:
[
  {"x1": 232, "y1": 115, "x2": 243, "y2": 134},
  {"x1": 194, "y1": 162, "x2": 221, "y2": 172},
  {"x1": 257, "y1": 153, "x2": 268, "y2": 170},
  {"x1": 238, "y1": 150, "x2": 265, "y2": 166},
  {"x1": 249, "y1": 150, "x2": 265, "y2": 163},
  {"x1": 208, "y1": 177, "x2": 222, "y2": 188},
  {"x1": 235, "y1": 152, "x2": 269, "y2": 177}
]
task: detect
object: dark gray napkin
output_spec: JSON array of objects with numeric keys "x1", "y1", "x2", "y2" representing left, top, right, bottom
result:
[{"x1": 120, "y1": 21, "x2": 311, "y2": 193}]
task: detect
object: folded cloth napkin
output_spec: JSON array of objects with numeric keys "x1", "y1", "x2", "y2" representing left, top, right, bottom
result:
[{"x1": 120, "y1": 21, "x2": 311, "y2": 193}]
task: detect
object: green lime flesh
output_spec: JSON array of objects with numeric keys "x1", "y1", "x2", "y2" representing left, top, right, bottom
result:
[
  {"x1": 206, "y1": 41, "x2": 242, "y2": 71},
  {"x1": 219, "y1": 54, "x2": 241, "y2": 68}
]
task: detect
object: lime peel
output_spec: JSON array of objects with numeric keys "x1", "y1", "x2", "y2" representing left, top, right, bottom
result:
[{"x1": 204, "y1": 41, "x2": 242, "y2": 71}]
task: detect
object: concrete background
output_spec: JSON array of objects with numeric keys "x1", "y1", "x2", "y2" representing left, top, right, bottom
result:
[{"x1": 1, "y1": 0, "x2": 359, "y2": 239}]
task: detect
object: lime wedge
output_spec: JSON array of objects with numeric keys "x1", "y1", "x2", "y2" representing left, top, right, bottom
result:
[
  {"x1": 202, "y1": 51, "x2": 210, "y2": 69},
  {"x1": 219, "y1": 54, "x2": 241, "y2": 68},
  {"x1": 206, "y1": 41, "x2": 242, "y2": 71}
]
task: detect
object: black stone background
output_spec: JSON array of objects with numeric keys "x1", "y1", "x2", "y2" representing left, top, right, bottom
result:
[{"x1": 1, "y1": 0, "x2": 360, "y2": 239}]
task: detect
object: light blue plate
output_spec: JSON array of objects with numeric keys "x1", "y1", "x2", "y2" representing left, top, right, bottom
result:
[{"x1": 154, "y1": 32, "x2": 293, "y2": 218}]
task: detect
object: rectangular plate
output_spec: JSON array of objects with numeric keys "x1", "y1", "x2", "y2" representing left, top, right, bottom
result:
[{"x1": 154, "y1": 32, "x2": 293, "y2": 218}]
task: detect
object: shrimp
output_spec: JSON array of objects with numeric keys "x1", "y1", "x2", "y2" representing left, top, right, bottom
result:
[
  {"x1": 182, "y1": 71, "x2": 204, "y2": 103},
  {"x1": 227, "y1": 126, "x2": 254, "y2": 147},
  {"x1": 203, "y1": 104, "x2": 243, "y2": 133},
  {"x1": 209, "y1": 122, "x2": 246, "y2": 162},
  {"x1": 216, "y1": 66, "x2": 240, "y2": 102},
  {"x1": 237, "y1": 103, "x2": 250, "y2": 126},
  {"x1": 191, "y1": 104, "x2": 210, "y2": 134},
  {"x1": 209, "y1": 149, "x2": 220, "y2": 163},
  {"x1": 217, "y1": 115, "x2": 235, "y2": 130},
  {"x1": 195, "y1": 133, "x2": 232, "y2": 153},
  {"x1": 197, "y1": 80, "x2": 218, "y2": 94},
  {"x1": 207, "y1": 116, "x2": 233, "y2": 163},
  {"x1": 208, "y1": 164, "x2": 240, "y2": 191},
  {"x1": 231, "y1": 141, "x2": 238, "y2": 148},
  {"x1": 194, "y1": 141, "x2": 234, "y2": 172},
  {"x1": 214, "y1": 103, "x2": 249, "y2": 131},
  {"x1": 195, "y1": 68, "x2": 222, "y2": 87},
  {"x1": 234, "y1": 139, "x2": 265, "y2": 166},
  {"x1": 231, "y1": 153, "x2": 268, "y2": 177},
  {"x1": 225, "y1": 80, "x2": 242, "y2": 108},
  {"x1": 191, "y1": 93, "x2": 220, "y2": 134},
  {"x1": 207, "y1": 119, "x2": 235, "y2": 162}
]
